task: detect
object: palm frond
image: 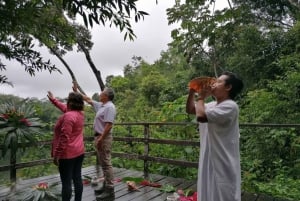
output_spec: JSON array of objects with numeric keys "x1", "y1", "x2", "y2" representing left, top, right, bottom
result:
[{"x1": 0, "y1": 100, "x2": 42, "y2": 157}]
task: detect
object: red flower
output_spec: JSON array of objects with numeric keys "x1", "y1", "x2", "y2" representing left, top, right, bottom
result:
[
  {"x1": 35, "y1": 182, "x2": 48, "y2": 190},
  {"x1": 140, "y1": 180, "x2": 162, "y2": 188},
  {"x1": 19, "y1": 118, "x2": 31, "y2": 126},
  {"x1": 1, "y1": 114, "x2": 9, "y2": 119},
  {"x1": 140, "y1": 180, "x2": 150, "y2": 186},
  {"x1": 83, "y1": 179, "x2": 90, "y2": 185},
  {"x1": 179, "y1": 192, "x2": 197, "y2": 201}
]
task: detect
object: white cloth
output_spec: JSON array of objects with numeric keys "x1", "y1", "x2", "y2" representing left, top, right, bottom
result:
[{"x1": 197, "y1": 99, "x2": 241, "y2": 201}]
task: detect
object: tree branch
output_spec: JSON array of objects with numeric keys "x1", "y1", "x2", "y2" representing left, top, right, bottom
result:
[{"x1": 50, "y1": 48, "x2": 86, "y2": 95}]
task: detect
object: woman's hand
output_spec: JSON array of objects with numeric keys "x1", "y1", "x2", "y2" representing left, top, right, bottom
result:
[{"x1": 47, "y1": 91, "x2": 54, "y2": 99}]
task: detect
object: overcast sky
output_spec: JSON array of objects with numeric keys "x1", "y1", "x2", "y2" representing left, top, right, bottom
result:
[{"x1": 0, "y1": 1, "x2": 177, "y2": 99}]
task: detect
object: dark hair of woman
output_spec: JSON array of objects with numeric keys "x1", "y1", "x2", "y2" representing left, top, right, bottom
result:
[{"x1": 67, "y1": 92, "x2": 84, "y2": 111}]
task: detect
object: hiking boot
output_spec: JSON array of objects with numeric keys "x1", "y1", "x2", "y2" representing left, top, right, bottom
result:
[
  {"x1": 95, "y1": 187, "x2": 115, "y2": 201},
  {"x1": 94, "y1": 182, "x2": 106, "y2": 195}
]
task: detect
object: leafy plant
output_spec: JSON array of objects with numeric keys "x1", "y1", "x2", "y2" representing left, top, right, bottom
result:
[
  {"x1": 121, "y1": 177, "x2": 144, "y2": 183},
  {"x1": 159, "y1": 184, "x2": 176, "y2": 193},
  {"x1": 253, "y1": 174, "x2": 300, "y2": 200},
  {"x1": 13, "y1": 182, "x2": 60, "y2": 201},
  {"x1": 0, "y1": 100, "x2": 42, "y2": 157}
]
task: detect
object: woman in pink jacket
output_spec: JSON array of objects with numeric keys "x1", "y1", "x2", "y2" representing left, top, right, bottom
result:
[{"x1": 48, "y1": 91, "x2": 85, "y2": 201}]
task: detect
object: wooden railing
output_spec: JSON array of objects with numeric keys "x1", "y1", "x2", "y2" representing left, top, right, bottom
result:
[{"x1": 0, "y1": 122, "x2": 299, "y2": 184}]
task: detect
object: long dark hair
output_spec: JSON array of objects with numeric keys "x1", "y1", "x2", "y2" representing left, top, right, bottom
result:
[{"x1": 67, "y1": 92, "x2": 84, "y2": 111}]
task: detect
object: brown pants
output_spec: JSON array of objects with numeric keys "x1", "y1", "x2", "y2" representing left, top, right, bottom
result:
[{"x1": 95, "y1": 134, "x2": 114, "y2": 188}]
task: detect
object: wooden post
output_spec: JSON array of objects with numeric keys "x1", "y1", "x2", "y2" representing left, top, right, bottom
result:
[
  {"x1": 10, "y1": 147, "x2": 16, "y2": 191},
  {"x1": 143, "y1": 123, "x2": 150, "y2": 179}
]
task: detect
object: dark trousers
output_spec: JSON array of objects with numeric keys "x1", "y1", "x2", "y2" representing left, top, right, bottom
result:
[{"x1": 58, "y1": 154, "x2": 84, "y2": 201}]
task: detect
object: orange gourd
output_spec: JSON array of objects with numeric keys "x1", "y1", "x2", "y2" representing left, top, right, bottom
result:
[{"x1": 188, "y1": 77, "x2": 216, "y2": 92}]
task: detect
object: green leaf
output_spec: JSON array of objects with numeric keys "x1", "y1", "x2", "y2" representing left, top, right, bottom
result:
[
  {"x1": 122, "y1": 177, "x2": 144, "y2": 183},
  {"x1": 83, "y1": 175, "x2": 92, "y2": 180},
  {"x1": 159, "y1": 184, "x2": 176, "y2": 193}
]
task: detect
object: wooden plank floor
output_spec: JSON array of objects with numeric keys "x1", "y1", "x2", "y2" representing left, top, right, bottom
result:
[
  {"x1": 0, "y1": 166, "x2": 296, "y2": 201},
  {"x1": 0, "y1": 166, "x2": 197, "y2": 201}
]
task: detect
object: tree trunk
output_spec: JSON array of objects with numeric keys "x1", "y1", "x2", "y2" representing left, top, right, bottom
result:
[{"x1": 78, "y1": 42, "x2": 105, "y2": 91}]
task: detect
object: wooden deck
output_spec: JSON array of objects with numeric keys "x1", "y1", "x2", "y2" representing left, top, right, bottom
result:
[
  {"x1": 0, "y1": 166, "x2": 295, "y2": 201},
  {"x1": 0, "y1": 166, "x2": 197, "y2": 201}
]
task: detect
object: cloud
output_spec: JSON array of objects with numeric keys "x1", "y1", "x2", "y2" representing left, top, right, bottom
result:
[{"x1": 0, "y1": 0, "x2": 177, "y2": 99}]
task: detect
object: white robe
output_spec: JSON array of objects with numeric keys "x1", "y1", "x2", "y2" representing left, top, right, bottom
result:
[{"x1": 197, "y1": 99, "x2": 241, "y2": 201}]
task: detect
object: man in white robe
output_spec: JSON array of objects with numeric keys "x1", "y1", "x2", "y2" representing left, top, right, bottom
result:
[{"x1": 186, "y1": 72, "x2": 244, "y2": 201}]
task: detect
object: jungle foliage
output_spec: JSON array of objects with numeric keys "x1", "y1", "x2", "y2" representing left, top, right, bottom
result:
[{"x1": 1, "y1": 0, "x2": 300, "y2": 200}]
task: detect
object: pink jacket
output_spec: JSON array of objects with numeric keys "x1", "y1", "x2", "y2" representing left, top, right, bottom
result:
[{"x1": 50, "y1": 98, "x2": 85, "y2": 159}]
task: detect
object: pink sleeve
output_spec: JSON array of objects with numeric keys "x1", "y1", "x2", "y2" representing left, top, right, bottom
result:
[{"x1": 49, "y1": 97, "x2": 68, "y2": 113}]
